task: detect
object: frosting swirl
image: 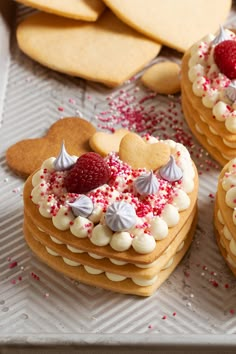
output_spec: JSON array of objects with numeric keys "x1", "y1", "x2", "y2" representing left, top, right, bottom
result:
[
  {"x1": 68, "y1": 195, "x2": 94, "y2": 217},
  {"x1": 134, "y1": 170, "x2": 159, "y2": 196},
  {"x1": 225, "y1": 80, "x2": 236, "y2": 102},
  {"x1": 212, "y1": 26, "x2": 231, "y2": 46},
  {"x1": 105, "y1": 201, "x2": 136, "y2": 232},
  {"x1": 53, "y1": 141, "x2": 76, "y2": 171},
  {"x1": 159, "y1": 155, "x2": 183, "y2": 182}
]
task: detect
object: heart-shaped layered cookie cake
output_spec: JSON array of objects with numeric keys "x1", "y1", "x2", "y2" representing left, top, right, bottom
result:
[
  {"x1": 23, "y1": 134, "x2": 198, "y2": 296},
  {"x1": 214, "y1": 159, "x2": 236, "y2": 275},
  {"x1": 181, "y1": 27, "x2": 236, "y2": 166}
]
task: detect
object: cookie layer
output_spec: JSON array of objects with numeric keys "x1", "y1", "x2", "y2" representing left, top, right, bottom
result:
[
  {"x1": 24, "y1": 214, "x2": 196, "y2": 296},
  {"x1": 214, "y1": 159, "x2": 236, "y2": 275}
]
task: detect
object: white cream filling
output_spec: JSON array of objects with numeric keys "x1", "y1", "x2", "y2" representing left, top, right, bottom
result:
[
  {"x1": 50, "y1": 235, "x2": 63, "y2": 244},
  {"x1": 67, "y1": 245, "x2": 84, "y2": 253},
  {"x1": 63, "y1": 257, "x2": 80, "y2": 266},
  {"x1": 43, "y1": 242, "x2": 179, "y2": 287}
]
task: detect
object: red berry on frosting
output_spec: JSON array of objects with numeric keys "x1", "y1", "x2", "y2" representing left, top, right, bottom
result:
[
  {"x1": 214, "y1": 40, "x2": 236, "y2": 79},
  {"x1": 64, "y1": 152, "x2": 110, "y2": 194}
]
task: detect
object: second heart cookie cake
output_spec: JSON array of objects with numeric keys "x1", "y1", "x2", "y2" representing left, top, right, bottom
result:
[
  {"x1": 181, "y1": 27, "x2": 236, "y2": 166},
  {"x1": 214, "y1": 158, "x2": 236, "y2": 276},
  {"x1": 23, "y1": 134, "x2": 198, "y2": 296}
]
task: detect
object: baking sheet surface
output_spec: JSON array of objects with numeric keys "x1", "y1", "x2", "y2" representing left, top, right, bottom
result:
[{"x1": 1, "y1": 1, "x2": 236, "y2": 346}]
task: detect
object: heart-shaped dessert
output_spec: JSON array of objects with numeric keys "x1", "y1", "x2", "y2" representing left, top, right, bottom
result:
[
  {"x1": 23, "y1": 134, "x2": 198, "y2": 296},
  {"x1": 214, "y1": 158, "x2": 236, "y2": 276},
  {"x1": 119, "y1": 132, "x2": 171, "y2": 170},
  {"x1": 181, "y1": 28, "x2": 236, "y2": 166},
  {"x1": 6, "y1": 117, "x2": 96, "y2": 178},
  {"x1": 89, "y1": 129, "x2": 129, "y2": 157}
]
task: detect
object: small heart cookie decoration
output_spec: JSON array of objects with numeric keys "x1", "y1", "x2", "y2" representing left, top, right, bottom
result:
[
  {"x1": 6, "y1": 117, "x2": 96, "y2": 178},
  {"x1": 89, "y1": 129, "x2": 129, "y2": 157},
  {"x1": 119, "y1": 132, "x2": 171, "y2": 170}
]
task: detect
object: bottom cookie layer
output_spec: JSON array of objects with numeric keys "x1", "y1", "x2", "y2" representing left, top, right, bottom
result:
[{"x1": 24, "y1": 215, "x2": 197, "y2": 296}]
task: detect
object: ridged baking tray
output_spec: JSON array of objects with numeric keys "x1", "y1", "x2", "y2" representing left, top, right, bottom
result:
[{"x1": 1, "y1": 1, "x2": 236, "y2": 351}]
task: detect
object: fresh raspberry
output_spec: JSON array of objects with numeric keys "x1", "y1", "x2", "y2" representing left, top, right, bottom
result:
[
  {"x1": 64, "y1": 152, "x2": 110, "y2": 194},
  {"x1": 214, "y1": 40, "x2": 236, "y2": 79}
]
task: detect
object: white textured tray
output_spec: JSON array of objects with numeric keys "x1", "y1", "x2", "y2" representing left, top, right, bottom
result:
[{"x1": 1, "y1": 1, "x2": 236, "y2": 351}]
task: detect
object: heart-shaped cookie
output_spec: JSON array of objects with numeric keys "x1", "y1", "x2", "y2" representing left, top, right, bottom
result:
[
  {"x1": 103, "y1": 0, "x2": 231, "y2": 52},
  {"x1": 119, "y1": 132, "x2": 171, "y2": 170},
  {"x1": 16, "y1": 10, "x2": 161, "y2": 87},
  {"x1": 89, "y1": 129, "x2": 129, "y2": 157},
  {"x1": 6, "y1": 117, "x2": 96, "y2": 178},
  {"x1": 15, "y1": 0, "x2": 106, "y2": 21}
]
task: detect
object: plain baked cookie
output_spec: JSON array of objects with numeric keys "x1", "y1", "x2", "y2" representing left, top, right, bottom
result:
[
  {"x1": 16, "y1": 10, "x2": 161, "y2": 87},
  {"x1": 15, "y1": 0, "x2": 106, "y2": 21},
  {"x1": 6, "y1": 117, "x2": 96, "y2": 178},
  {"x1": 141, "y1": 61, "x2": 181, "y2": 95},
  {"x1": 89, "y1": 129, "x2": 129, "y2": 157},
  {"x1": 102, "y1": 0, "x2": 232, "y2": 52},
  {"x1": 23, "y1": 133, "x2": 198, "y2": 296},
  {"x1": 181, "y1": 28, "x2": 236, "y2": 166}
]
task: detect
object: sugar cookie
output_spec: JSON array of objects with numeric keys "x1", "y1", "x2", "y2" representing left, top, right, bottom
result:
[
  {"x1": 103, "y1": 0, "x2": 232, "y2": 52},
  {"x1": 15, "y1": 0, "x2": 105, "y2": 21},
  {"x1": 119, "y1": 132, "x2": 171, "y2": 170},
  {"x1": 16, "y1": 11, "x2": 161, "y2": 87},
  {"x1": 141, "y1": 61, "x2": 181, "y2": 95},
  {"x1": 6, "y1": 117, "x2": 96, "y2": 177},
  {"x1": 89, "y1": 129, "x2": 129, "y2": 157}
]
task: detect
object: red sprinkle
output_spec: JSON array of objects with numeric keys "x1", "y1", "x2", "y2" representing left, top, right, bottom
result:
[
  {"x1": 31, "y1": 272, "x2": 40, "y2": 281},
  {"x1": 211, "y1": 280, "x2": 219, "y2": 288},
  {"x1": 9, "y1": 261, "x2": 18, "y2": 269},
  {"x1": 58, "y1": 106, "x2": 64, "y2": 112}
]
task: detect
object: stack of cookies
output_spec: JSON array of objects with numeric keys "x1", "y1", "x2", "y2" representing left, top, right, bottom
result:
[
  {"x1": 214, "y1": 158, "x2": 236, "y2": 275},
  {"x1": 15, "y1": 0, "x2": 231, "y2": 86},
  {"x1": 23, "y1": 132, "x2": 198, "y2": 296},
  {"x1": 181, "y1": 27, "x2": 236, "y2": 166}
]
